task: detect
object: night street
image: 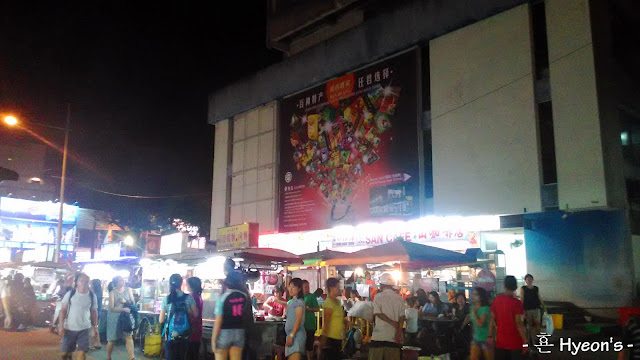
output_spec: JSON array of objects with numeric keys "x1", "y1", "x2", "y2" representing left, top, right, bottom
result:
[
  {"x1": 0, "y1": 328, "x2": 147, "y2": 360},
  {"x1": 1, "y1": 0, "x2": 639, "y2": 360}
]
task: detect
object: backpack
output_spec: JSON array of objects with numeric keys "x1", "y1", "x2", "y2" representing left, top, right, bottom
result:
[
  {"x1": 163, "y1": 294, "x2": 190, "y2": 341},
  {"x1": 68, "y1": 289, "x2": 95, "y2": 311}
]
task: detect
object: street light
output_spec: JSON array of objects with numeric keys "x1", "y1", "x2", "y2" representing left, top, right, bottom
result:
[
  {"x1": 1, "y1": 106, "x2": 71, "y2": 263},
  {"x1": 4, "y1": 116, "x2": 18, "y2": 126},
  {"x1": 124, "y1": 235, "x2": 135, "y2": 247}
]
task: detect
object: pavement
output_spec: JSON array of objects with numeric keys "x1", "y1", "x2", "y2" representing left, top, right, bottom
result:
[
  {"x1": 0, "y1": 326, "x2": 625, "y2": 360},
  {"x1": 0, "y1": 328, "x2": 153, "y2": 360}
]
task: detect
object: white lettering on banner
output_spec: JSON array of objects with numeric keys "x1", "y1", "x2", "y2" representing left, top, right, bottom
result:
[{"x1": 330, "y1": 229, "x2": 469, "y2": 248}]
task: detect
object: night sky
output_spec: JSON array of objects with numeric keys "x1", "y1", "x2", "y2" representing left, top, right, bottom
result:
[{"x1": 0, "y1": 2, "x2": 281, "y2": 234}]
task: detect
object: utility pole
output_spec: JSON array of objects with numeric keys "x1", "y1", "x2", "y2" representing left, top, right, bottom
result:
[{"x1": 53, "y1": 104, "x2": 71, "y2": 263}]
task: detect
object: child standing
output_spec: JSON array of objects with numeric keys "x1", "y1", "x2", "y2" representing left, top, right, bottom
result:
[{"x1": 404, "y1": 297, "x2": 419, "y2": 346}]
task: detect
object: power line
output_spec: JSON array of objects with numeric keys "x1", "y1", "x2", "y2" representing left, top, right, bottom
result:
[{"x1": 78, "y1": 183, "x2": 210, "y2": 199}]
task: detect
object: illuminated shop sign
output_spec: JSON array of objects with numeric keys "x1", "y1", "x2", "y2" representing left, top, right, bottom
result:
[
  {"x1": 259, "y1": 215, "x2": 501, "y2": 253},
  {"x1": 0, "y1": 197, "x2": 78, "y2": 223}
]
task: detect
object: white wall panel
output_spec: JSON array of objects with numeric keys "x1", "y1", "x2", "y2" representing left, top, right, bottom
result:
[
  {"x1": 212, "y1": 120, "x2": 230, "y2": 193},
  {"x1": 258, "y1": 167, "x2": 273, "y2": 182},
  {"x1": 547, "y1": 0, "x2": 606, "y2": 209},
  {"x1": 211, "y1": 119, "x2": 231, "y2": 236},
  {"x1": 232, "y1": 141, "x2": 244, "y2": 174},
  {"x1": 230, "y1": 205, "x2": 242, "y2": 226},
  {"x1": 243, "y1": 183, "x2": 257, "y2": 203},
  {"x1": 246, "y1": 109, "x2": 259, "y2": 138},
  {"x1": 259, "y1": 106, "x2": 275, "y2": 132},
  {"x1": 233, "y1": 116, "x2": 246, "y2": 142},
  {"x1": 257, "y1": 199, "x2": 275, "y2": 232},
  {"x1": 258, "y1": 132, "x2": 274, "y2": 166},
  {"x1": 431, "y1": 5, "x2": 533, "y2": 119},
  {"x1": 243, "y1": 202, "x2": 257, "y2": 223},
  {"x1": 230, "y1": 174, "x2": 244, "y2": 205},
  {"x1": 211, "y1": 190, "x2": 227, "y2": 232},
  {"x1": 244, "y1": 137, "x2": 258, "y2": 170},
  {"x1": 430, "y1": 3, "x2": 542, "y2": 215},
  {"x1": 257, "y1": 178, "x2": 274, "y2": 201}
]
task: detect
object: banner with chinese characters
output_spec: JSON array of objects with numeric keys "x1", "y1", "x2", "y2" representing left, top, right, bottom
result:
[
  {"x1": 278, "y1": 50, "x2": 419, "y2": 232},
  {"x1": 216, "y1": 223, "x2": 259, "y2": 251}
]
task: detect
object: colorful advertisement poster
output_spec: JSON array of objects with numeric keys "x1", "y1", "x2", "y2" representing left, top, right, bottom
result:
[{"x1": 279, "y1": 50, "x2": 419, "y2": 232}]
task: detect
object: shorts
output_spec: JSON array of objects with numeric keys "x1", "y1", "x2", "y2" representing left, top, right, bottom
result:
[
  {"x1": 471, "y1": 339, "x2": 492, "y2": 351},
  {"x1": 215, "y1": 329, "x2": 246, "y2": 350},
  {"x1": 305, "y1": 330, "x2": 316, "y2": 352},
  {"x1": 322, "y1": 338, "x2": 342, "y2": 360},
  {"x1": 284, "y1": 331, "x2": 306, "y2": 357},
  {"x1": 368, "y1": 346, "x2": 401, "y2": 360},
  {"x1": 525, "y1": 309, "x2": 541, "y2": 324},
  {"x1": 61, "y1": 328, "x2": 91, "y2": 353}
]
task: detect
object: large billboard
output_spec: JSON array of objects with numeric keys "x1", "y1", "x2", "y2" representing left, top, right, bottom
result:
[{"x1": 278, "y1": 50, "x2": 419, "y2": 232}]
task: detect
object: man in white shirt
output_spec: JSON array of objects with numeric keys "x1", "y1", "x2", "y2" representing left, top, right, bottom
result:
[
  {"x1": 369, "y1": 273, "x2": 406, "y2": 360},
  {"x1": 59, "y1": 273, "x2": 98, "y2": 360}
]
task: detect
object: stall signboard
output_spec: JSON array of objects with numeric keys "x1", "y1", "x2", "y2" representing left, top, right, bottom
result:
[
  {"x1": 101, "y1": 242, "x2": 122, "y2": 260},
  {"x1": 476, "y1": 269, "x2": 496, "y2": 291},
  {"x1": 33, "y1": 268, "x2": 56, "y2": 284},
  {"x1": 0, "y1": 197, "x2": 78, "y2": 223},
  {"x1": 216, "y1": 223, "x2": 259, "y2": 251},
  {"x1": 160, "y1": 232, "x2": 188, "y2": 255},
  {"x1": 278, "y1": 50, "x2": 420, "y2": 232}
]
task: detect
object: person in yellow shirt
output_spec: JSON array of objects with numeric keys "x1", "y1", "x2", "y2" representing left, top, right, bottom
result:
[{"x1": 321, "y1": 278, "x2": 348, "y2": 360}]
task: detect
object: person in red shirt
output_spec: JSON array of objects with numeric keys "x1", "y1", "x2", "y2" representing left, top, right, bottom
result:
[
  {"x1": 263, "y1": 287, "x2": 286, "y2": 317},
  {"x1": 490, "y1": 276, "x2": 528, "y2": 360}
]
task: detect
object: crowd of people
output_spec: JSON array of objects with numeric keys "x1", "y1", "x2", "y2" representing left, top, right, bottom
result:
[
  {"x1": 0, "y1": 273, "x2": 37, "y2": 331},
  {"x1": 5, "y1": 268, "x2": 640, "y2": 360}
]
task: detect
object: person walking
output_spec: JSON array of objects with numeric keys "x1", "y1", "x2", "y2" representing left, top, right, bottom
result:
[
  {"x1": 58, "y1": 273, "x2": 98, "y2": 360},
  {"x1": 211, "y1": 271, "x2": 249, "y2": 360},
  {"x1": 284, "y1": 278, "x2": 306, "y2": 360},
  {"x1": 23, "y1": 277, "x2": 36, "y2": 328},
  {"x1": 321, "y1": 278, "x2": 347, "y2": 360},
  {"x1": 369, "y1": 273, "x2": 405, "y2": 360},
  {"x1": 186, "y1": 277, "x2": 203, "y2": 360},
  {"x1": 490, "y1": 276, "x2": 527, "y2": 360},
  {"x1": 7, "y1": 272, "x2": 26, "y2": 331},
  {"x1": 519, "y1": 274, "x2": 543, "y2": 343},
  {"x1": 90, "y1": 279, "x2": 103, "y2": 349},
  {"x1": 160, "y1": 274, "x2": 198, "y2": 360},
  {"x1": 301, "y1": 280, "x2": 320, "y2": 360},
  {"x1": 470, "y1": 287, "x2": 493, "y2": 360},
  {"x1": 106, "y1": 275, "x2": 135, "y2": 360}
]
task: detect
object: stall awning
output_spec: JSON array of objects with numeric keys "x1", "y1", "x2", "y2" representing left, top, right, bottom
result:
[
  {"x1": 300, "y1": 249, "x2": 345, "y2": 265},
  {"x1": 325, "y1": 240, "x2": 476, "y2": 269},
  {"x1": 217, "y1": 248, "x2": 302, "y2": 265}
]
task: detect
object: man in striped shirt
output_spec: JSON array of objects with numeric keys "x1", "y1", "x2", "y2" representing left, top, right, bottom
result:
[{"x1": 620, "y1": 315, "x2": 640, "y2": 360}]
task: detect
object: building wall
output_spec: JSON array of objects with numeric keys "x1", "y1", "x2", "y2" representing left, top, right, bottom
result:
[
  {"x1": 211, "y1": 103, "x2": 278, "y2": 237},
  {"x1": 210, "y1": 119, "x2": 231, "y2": 236},
  {"x1": 430, "y1": 4, "x2": 543, "y2": 216},
  {"x1": 546, "y1": 0, "x2": 608, "y2": 210},
  {"x1": 524, "y1": 209, "x2": 633, "y2": 308}
]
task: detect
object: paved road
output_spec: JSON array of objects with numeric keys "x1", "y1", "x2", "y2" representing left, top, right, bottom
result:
[{"x1": 0, "y1": 328, "x2": 149, "y2": 360}]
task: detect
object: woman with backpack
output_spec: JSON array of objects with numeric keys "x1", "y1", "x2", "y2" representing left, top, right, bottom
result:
[
  {"x1": 159, "y1": 274, "x2": 198, "y2": 360},
  {"x1": 106, "y1": 276, "x2": 135, "y2": 360}
]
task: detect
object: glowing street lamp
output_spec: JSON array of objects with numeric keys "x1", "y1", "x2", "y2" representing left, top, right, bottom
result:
[
  {"x1": 2, "y1": 107, "x2": 72, "y2": 263},
  {"x1": 3, "y1": 116, "x2": 18, "y2": 126},
  {"x1": 124, "y1": 235, "x2": 135, "y2": 247}
]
